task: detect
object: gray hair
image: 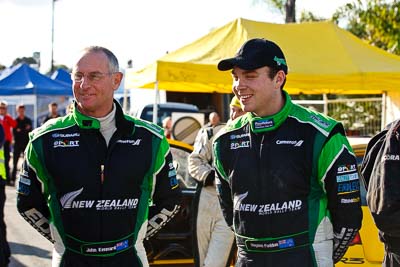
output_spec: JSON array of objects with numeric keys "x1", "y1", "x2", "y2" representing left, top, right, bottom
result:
[{"x1": 82, "y1": 46, "x2": 119, "y2": 73}]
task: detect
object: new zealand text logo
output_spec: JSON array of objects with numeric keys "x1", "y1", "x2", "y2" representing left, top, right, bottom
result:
[
  {"x1": 234, "y1": 191, "x2": 302, "y2": 215},
  {"x1": 234, "y1": 192, "x2": 249, "y2": 211},
  {"x1": 60, "y1": 188, "x2": 138, "y2": 211}
]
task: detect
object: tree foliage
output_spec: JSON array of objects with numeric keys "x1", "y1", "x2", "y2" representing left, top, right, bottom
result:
[
  {"x1": 254, "y1": 0, "x2": 296, "y2": 22},
  {"x1": 332, "y1": 0, "x2": 400, "y2": 55},
  {"x1": 299, "y1": 11, "x2": 326, "y2": 22},
  {"x1": 12, "y1": 57, "x2": 37, "y2": 66}
]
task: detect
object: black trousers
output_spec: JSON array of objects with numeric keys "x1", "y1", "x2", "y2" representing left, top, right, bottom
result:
[
  {"x1": 384, "y1": 245, "x2": 400, "y2": 267},
  {"x1": 0, "y1": 181, "x2": 10, "y2": 267}
]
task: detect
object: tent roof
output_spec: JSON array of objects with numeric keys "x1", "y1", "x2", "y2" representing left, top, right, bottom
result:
[
  {"x1": 51, "y1": 68, "x2": 72, "y2": 86},
  {"x1": 0, "y1": 63, "x2": 72, "y2": 96},
  {"x1": 125, "y1": 18, "x2": 400, "y2": 94}
]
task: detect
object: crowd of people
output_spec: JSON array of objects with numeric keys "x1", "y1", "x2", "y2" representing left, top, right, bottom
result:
[{"x1": 0, "y1": 40, "x2": 396, "y2": 267}]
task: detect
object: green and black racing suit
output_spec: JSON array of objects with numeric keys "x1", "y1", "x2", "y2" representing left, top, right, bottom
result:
[
  {"x1": 213, "y1": 91, "x2": 362, "y2": 266},
  {"x1": 16, "y1": 101, "x2": 181, "y2": 267}
]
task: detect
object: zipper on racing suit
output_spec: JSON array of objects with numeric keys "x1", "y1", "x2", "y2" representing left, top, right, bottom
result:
[{"x1": 100, "y1": 164, "x2": 105, "y2": 184}]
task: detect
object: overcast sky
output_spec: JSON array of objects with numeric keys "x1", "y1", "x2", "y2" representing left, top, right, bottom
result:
[{"x1": 0, "y1": 0, "x2": 351, "y2": 72}]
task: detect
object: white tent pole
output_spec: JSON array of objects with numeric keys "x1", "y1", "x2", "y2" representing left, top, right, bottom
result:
[
  {"x1": 34, "y1": 95, "x2": 38, "y2": 128},
  {"x1": 382, "y1": 91, "x2": 387, "y2": 130},
  {"x1": 152, "y1": 81, "x2": 159, "y2": 124},
  {"x1": 323, "y1": 93, "x2": 328, "y2": 115},
  {"x1": 123, "y1": 86, "x2": 128, "y2": 113}
]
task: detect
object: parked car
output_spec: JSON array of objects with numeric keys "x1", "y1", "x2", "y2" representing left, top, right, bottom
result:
[
  {"x1": 148, "y1": 137, "x2": 385, "y2": 266},
  {"x1": 133, "y1": 102, "x2": 204, "y2": 145},
  {"x1": 133, "y1": 102, "x2": 200, "y2": 127},
  {"x1": 145, "y1": 139, "x2": 197, "y2": 266}
]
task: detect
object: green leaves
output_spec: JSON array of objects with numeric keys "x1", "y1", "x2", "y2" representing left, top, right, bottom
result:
[{"x1": 333, "y1": 0, "x2": 400, "y2": 55}]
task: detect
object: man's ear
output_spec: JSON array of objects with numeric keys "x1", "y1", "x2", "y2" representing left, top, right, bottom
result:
[
  {"x1": 112, "y1": 72, "x2": 123, "y2": 91},
  {"x1": 275, "y1": 70, "x2": 286, "y2": 88}
]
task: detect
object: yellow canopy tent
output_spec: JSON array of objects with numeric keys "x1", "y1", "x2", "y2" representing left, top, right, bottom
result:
[{"x1": 125, "y1": 17, "x2": 400, "y2": 95}]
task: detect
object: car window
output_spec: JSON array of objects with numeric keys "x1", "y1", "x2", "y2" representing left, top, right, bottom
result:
[
  {"x1": 170, "y1": 146, "x2": 197, "y2": 189},
  {"x1": 140, "y1": 105, "x2": 199, "y2": 126}
]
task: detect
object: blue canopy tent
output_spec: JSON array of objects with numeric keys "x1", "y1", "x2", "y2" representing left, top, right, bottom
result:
[
  {"x1": 51, "y1": 68, "x2": 72, "y2": 86},
  {"x1": 0, "y1": 63, "x2": 73, "y2": 127}
]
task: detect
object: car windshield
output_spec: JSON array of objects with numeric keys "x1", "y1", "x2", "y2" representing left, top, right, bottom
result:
[
  {"x1": 141, "y1": 106, "x2": 198, "y2": 126},
  {"x1": 170, "y1": 146, "x2": 197, "y2": 189}
]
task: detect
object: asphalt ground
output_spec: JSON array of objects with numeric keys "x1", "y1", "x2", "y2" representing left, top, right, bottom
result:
[{"x1": 4, "y1": 184, "x2": 52, "y2": 267}]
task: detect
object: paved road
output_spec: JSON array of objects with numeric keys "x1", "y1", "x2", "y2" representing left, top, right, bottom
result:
[{"x1": 4, "y1": 184, "x2": 52, "y2": 267}]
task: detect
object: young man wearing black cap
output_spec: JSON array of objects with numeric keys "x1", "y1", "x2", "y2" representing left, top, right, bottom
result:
[{"x1": 212, "y1": 38, "x2": 362, "y2": 266}]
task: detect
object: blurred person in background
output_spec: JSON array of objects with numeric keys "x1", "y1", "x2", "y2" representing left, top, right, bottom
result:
[
  {"x1": 41, "y1": 102, "x2": 60, "y2": 125},
  {"x1": 229, "y1": 96, "x2": 246, "y2": 121},
  {"x1": 0, "y1": 101, "x2": 16, "y2": 186},
  {"x1": 0, "y1": 123, "x2": 9, "y2": 266},
  {"x1": 206, "y1": 111, "x2": 221, "y2": 128},
  {"x1": 162, "y1": 116, "x2": 172, "y2": 139},
  {"x1": 65, "y1": 102, "x2": 75, "y2": 115},
  {"x1": 11, "y1": 104, "x2": 32, "y2": 186},
  {"x1": 188, "y1": 106, "x2": 245, "y2": 267}
]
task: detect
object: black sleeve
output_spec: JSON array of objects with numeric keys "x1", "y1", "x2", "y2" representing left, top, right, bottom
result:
[
  {"x1": 323, "y1": 128, "x2": 362, "y2": 263},
  {"x1": 213, "y1": 136, "x2": 234, "y2": 228},
  {"x1": 16, "y1": 159, "x2": 53, "y2": 242},
  {"x1": 146, "y1": 151, "x2": 182, "y2": 239},
  {"x1": 360, "y1": 129, "x2": 387, "y2": 187},
  {"x1": 215, "y1": 172, "x2": 233, "y2": 228},
  {"x1": 0, "y1": 124, "x2": 4, "y2": 147},
  {"x1": 362, "y1": 120, "x2": 400, "y2": 236}
]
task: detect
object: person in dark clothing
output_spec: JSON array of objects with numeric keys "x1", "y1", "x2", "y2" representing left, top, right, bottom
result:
[
  {"x1": 0, "y1": 123, "x2": 10, "y2": 267},
  {"x1": 41, "y1": 102, "x2": 61, "y2": 125},
  {"x1": 361, "y1": 119, "x2": 400, "y2": 267},
  {"x1": 213, "y1": 38, "x2": 362, "y2": 266},
  {"x1": 11, "y1": 104, "x2": 32, "y2": 185},
  {"x1": 17, "y1": 46, "x2": 181, "y2": 267}
]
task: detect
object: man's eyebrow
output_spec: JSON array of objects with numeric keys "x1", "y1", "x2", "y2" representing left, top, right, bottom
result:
[
  {"x1": 232, "y1": 69, "x2": 258, "y2": 75},
  {"x1": 242, "y1": 70, "x2": 258, "y2": 74}
]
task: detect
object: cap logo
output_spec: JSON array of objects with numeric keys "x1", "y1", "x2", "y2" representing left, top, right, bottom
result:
[{"x1": 273, "y1": 56, "x2": 287, "y2": 66}]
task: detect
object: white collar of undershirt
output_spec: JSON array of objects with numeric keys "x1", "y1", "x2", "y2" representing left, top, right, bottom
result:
[{"x1": 96, "y1": 103, "x2": 117, "y2": 146}]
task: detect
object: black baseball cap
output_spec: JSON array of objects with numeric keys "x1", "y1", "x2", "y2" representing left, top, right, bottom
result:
[{"x1": 217, "y1": 38, "x2": 288, "y2": 73}]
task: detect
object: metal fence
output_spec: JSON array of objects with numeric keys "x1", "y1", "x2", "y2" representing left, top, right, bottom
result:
[{"x1": 293, "y1": 96, "x2": 383, "y2": 137}]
